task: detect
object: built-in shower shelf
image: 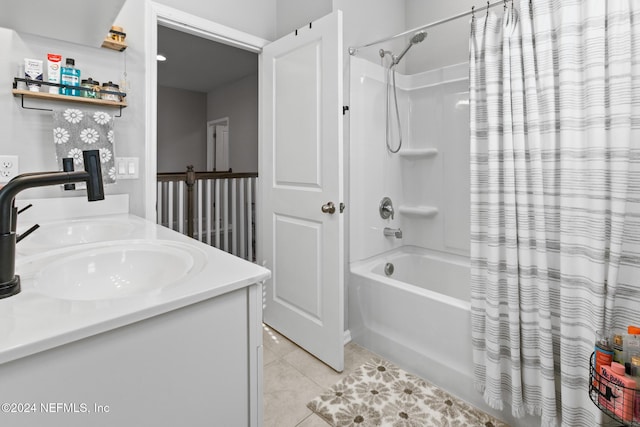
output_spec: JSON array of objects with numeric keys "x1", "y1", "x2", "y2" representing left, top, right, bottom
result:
[
  {"x1": 398, "y1": 148, "x2": 438, "y2": 158},
  {"x1": 398, "y1": 205, "x2": 439, "y2": 217}
]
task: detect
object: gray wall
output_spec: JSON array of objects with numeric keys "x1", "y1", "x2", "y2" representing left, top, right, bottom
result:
[
  {"x1": 157, "y1": 86, "x2": 207, "y2": 172},
  {"x1": 207, "y1": 73, "x2": 258, "y2": 173}
]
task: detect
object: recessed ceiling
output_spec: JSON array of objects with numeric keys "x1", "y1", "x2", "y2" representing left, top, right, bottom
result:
[{"x1": 157, "y1": 25, "x2": 258, "y2": 93}]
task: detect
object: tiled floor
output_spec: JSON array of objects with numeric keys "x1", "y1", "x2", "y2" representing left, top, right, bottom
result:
[{"x1": 262, "y1": 325, "x2": 380, "y2": 427}]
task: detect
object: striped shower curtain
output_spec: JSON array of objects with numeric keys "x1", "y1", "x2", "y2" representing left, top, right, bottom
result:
[{"x1": 470, "y1": 1, "x2": 640, "y2": 426}]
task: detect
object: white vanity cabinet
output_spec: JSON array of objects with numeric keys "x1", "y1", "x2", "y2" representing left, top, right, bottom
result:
[
  {"x1": 0, "y1": 283, "x2": 263, "y2": 426},
  {"x1": 0, "y1": 201, "x2": 269, "y2": 427}
]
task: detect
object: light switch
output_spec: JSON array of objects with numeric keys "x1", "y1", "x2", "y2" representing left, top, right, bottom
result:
[{"x1": 115, "y1": 157, "x2": 139, "y2": 180}]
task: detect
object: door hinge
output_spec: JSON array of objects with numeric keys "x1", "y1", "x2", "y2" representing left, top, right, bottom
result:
[{"x1": 343, "y1": 106, "x2": 349, "y2": 115}]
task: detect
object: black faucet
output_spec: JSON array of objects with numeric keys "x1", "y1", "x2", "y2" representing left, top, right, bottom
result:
[{"x1": 0, "y1": 150, "x2": 104, "y2": 299}]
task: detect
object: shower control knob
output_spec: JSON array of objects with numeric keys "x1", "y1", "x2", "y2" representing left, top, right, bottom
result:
[
  {"x1": 379, "y1": 197, "x2": 394, "y2": 220},
  {"x1": 321, "y1": 201, "x2": 336, "y2": 214}
]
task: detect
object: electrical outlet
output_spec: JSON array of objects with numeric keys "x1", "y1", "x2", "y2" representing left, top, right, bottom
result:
[{"x1": 0, "y1": 155, "x2": 19, "y2": 183}]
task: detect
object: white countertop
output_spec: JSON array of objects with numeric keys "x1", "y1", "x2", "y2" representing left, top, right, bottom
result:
[{"x1": 0, "y1": 209, "x2": 270, "y2": 365}]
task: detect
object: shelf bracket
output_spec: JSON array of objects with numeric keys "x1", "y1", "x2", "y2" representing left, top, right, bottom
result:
[{"x1": 17, "y1": 94, "x2": 123, "y2": 117}]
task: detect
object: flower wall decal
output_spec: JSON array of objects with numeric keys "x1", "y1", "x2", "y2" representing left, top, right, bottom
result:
[{"x1": 53, "y1": 108, "x2": 116, "y2": 184}]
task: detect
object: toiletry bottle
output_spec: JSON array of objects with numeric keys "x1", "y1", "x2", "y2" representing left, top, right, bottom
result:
[
  {"x1": 613, "y1": 333, "x2": 625, "y2": 364},
  {"x1": 47, "y1": 54, "x2": 62, "y2": 94},
  {"x1": 594, "y1": 330, "x2": 614, "y2": 387},
  {"x1": 630, "y1": 356, "x2": 640, "y2": 423},
  {"x1": 599, "y1": 362, "x2": 636, "y2": 422},
  {"x1": 24, "y1": 58, "x2": 43, "y2": 92},
  {"x1": 60, "y1": 58, "x2": 80, "y2": 96}
]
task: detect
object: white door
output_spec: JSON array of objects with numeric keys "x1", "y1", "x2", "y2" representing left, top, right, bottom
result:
[
  {"x1": 215, "y1": 125, "x2": 229, "y2": 171},
  {"x1": 260, "y1": 11, "x2": 344, "y2": 371},
  {"x1": 207, "y1": 119, "x2": 229, "y2": 171}
]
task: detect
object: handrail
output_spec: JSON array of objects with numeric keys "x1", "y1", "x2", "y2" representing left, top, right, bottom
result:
[
  {"x1": 157, "y1": 166, "x2": 258, "y2": 258},
  {"x1": 157, "y1": 170, "x2": 258, "y2": 182}
]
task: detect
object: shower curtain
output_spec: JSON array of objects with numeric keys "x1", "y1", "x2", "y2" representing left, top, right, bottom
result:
[{"x1": 470, "y1": 1, "x2": 640, "y2": 426}]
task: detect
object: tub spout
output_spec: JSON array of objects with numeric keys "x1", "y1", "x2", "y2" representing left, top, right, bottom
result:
[{"x1": 383, "y1": 227, "x2": 402, "y2": 239}]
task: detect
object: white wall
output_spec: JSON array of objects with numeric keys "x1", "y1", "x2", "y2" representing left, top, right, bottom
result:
[
  {"x1": 207, "y1": 73, "x2": 258, "y2": 173},
  {"x1": 0, "y1": 0, "x2": 146, "y2": 214},
  {"x1": 156, "y1": 0, "x2": 277, "y2": 41},
  {"x1": 0, "y1": 0, "x2": 276, "y2": 217},
  {"x1": 157, "y1": 86, "x2": 207, "y2": 172},
  {"x1": 275, "y1": 0, "x2": 332, "y2": 39},
  {"x1": 404, "y1": 0, "x2": 476, "y2": 74}
]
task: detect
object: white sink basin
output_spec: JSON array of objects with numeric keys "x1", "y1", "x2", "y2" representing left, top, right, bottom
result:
[
  {"x1": 17, "y1": 240, "x2": 207, "y2": 300},
  {"x1": 17, "y1": 218, "x2": 136, "y2": 254}
]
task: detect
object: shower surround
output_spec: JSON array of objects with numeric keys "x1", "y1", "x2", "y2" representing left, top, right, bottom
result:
[{"x1": 347, "y1": 57, "x2": 535, "y2": 426}]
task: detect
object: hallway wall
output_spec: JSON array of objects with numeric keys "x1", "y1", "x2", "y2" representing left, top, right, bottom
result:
[{"x1": 157, "y1": 86, "x2": 207, "y2": 172}]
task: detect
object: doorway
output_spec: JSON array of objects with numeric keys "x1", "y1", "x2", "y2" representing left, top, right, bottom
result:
[
  {"x1": 144, "y1": 2, "x2": 268, "y2": 219},
  {"x1": 156, "y1": 26, "x2": 257, "y2": 175}
]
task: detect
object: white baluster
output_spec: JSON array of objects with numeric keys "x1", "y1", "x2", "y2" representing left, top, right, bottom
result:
[
  {"x1": 206, "y1": 179, "x2": 212, "y2": 245},
  {"x1": 177, "y1": 181, "x2": 184, "y2": 234},
  {"x1": 223, "y1": 179, "x2": 229, "y2": 252},
  {"x1": 197, "y1": 180, "x2": 203, "y2": 242},
  {"x1": 157, "y1": 181, "x2": 163, "y2": 226},
  {"x1": 215, "y1": 179, "x2": 221, "y2": 249},
  {"x1": 167, "y1": 182, "x2": 174, "y2": 231},
  {"x1": 247, "y1": 178, "x2": 253, "y2": 262},
  {"x1": 232, "y1": 178, "x2": 237, "y2": 256},
  {"x1": 239, "y1": 178, "x2": 246, "y2": 260}
]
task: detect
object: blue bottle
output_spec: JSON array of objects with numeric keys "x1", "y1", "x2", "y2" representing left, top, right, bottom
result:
[{"x1": 60, "y1": 58, "x2": 80, "y2": 96}]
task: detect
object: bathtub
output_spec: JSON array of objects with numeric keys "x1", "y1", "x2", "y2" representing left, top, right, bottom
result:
[{"x1": 348, "y1": 245, "x2": 494, "y2": 417}]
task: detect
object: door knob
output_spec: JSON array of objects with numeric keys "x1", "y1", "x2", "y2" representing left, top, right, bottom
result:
[{"x1": 321, "y1": 201, "x2": 336, "y2": 214}]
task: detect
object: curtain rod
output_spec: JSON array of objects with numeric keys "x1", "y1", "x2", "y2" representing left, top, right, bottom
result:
[{"x1": 348, "y1": 0, "x2": 511, "y2": 56}]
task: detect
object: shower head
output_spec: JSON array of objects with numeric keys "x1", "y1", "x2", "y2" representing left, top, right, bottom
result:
[
  {"x1": 410, "y1": 31, "x2": 427, "y2": 44},
  {"x1": 393, "y1": 31, "x2": 427, "y2": 65}
]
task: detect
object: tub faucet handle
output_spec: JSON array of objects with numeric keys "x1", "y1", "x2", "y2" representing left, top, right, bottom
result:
[{"x1": 380, "y1": 197, "x2": 394, "y2": 220}]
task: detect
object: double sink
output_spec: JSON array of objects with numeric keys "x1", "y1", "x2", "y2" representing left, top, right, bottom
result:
[{"x1": 15, "y1": 217, "x2": 207, "y2": 301}]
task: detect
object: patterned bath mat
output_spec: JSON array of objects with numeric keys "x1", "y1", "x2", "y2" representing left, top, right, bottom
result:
[{"x1": 307, "y1": 358, "x2": 508, "y2": 427}]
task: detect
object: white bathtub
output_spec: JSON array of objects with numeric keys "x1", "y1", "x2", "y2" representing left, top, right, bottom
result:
[{"x1": 348, "y1": 245, "x2": 497, "y2": 418}]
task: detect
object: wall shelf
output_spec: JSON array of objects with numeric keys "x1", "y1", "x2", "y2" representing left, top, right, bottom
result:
[
  {"x1": 12, "y1": 78, "x2": 127, "y2": 116},
  {"x1": 13, "y1": 89, "x2": 127, "y2": 108},
  {"x1": 398, "y1": 148, "x2": 438, "y2": 159},
  {"x1": 398, "y1": 205, "x2": 439, "y2": 218},
  {"x1": 102, "y1": 39, "x2": 128, "y2": 52}
]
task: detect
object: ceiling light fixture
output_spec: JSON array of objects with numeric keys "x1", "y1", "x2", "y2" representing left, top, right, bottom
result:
[{"x1": 156, "y1": 54, "x2": 167, "y2": 62}]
